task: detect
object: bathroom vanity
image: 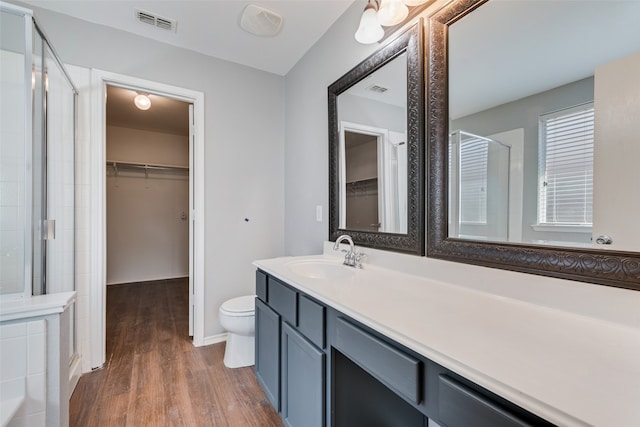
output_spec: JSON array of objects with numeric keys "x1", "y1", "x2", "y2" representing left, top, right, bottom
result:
[{"x1": 254, "y1": 245, "x2": 640, "y2": 427}]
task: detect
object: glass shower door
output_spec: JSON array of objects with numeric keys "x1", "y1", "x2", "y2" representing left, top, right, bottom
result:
[
  {"x1": 43, "y1": 40, "x2": 75, "y2": 295},
  {"x1": 32, "y1": 24, "x2": 46, "y2": 295},
  {"x1": 449, "y1": 130, "x2": 511, "y2": 241}
]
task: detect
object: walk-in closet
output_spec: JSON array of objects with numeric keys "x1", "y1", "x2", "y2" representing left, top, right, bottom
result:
[
  {"x1": 106, "y1": 85, "x2": 190, "y2": 284},
  {"x1": 105, "y1": 85, "x2": 191, "y2": 335}
]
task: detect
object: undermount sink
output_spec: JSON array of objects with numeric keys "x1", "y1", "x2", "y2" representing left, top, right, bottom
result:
[{"x1": 286, "y1": 259, "x2": 356, "y2": 280}]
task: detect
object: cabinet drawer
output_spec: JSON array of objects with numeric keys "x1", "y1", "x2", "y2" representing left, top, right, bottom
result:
[
  {"x1": 298, "y1": 295, "x2": 325, "y2": 349},
  {"x1": 256, "y1": 270, "x2": 267, "y2": 301},
  {"x1": 268, "y1": 277, "x2": 297, "y2": 325},
  {"x1": 335, "y1": 317, "x2": 421, "y2": 405},
  {"x1": 438, "y1": 375, "x2": 534, "y2": 427}
]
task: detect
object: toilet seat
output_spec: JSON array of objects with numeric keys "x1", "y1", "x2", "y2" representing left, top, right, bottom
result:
[{"x1": 220, "y1": 295, "x2": 255, "y2": 317}]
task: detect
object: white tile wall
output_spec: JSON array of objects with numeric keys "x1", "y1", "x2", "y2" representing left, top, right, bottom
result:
[
  {"x1": 0, "y1": 319, "x2": 47, "y2": 427},
  {"x1": 0, "y1": 49, "x2": 26, "y2": 296}
]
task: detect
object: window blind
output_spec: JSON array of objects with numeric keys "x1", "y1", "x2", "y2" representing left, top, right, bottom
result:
[
  {"x1": 459, "y1": 137, "x2": 488, "y2": 224},
  {"x1": 538, "y1": 103, "x2": 594, "y2": 225}
]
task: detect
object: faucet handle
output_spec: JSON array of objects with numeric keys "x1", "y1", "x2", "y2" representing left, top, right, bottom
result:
[{"x1": 353, "y1": 251, "x2": 367, "y2": 269}]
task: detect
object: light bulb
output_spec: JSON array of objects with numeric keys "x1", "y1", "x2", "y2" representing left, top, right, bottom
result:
[
  {"x1": 378, "y1": 0, "x2": 409, "y2": 26},
  {"x1": 134, "y1": 94, "x2": 151, "y2": 110},
  {"x1": 355, "y1": 2, "x2": 384, "y2": 44}
]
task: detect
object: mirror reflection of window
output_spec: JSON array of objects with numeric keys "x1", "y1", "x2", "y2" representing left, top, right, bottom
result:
[
  {"x1": 449, "y1": 131, "x2": 510, "y2": 241},
  {"x1": 537, "y1": 103, "x2": 594, "y2": 227},
  {"x1": 448, "y1": 0, "x2": 639, "y2": 249},
  {"x1": 459, "y1": 137, "x2": 488, "y2": 225}
]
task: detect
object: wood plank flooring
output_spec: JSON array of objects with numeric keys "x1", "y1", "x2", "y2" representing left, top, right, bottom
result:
[{"x1": 70, "y1": 279, "x2": 283, "y2": 427}]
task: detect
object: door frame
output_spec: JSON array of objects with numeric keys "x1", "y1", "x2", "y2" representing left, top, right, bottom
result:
[{"x1": 89, "y1": 69, "x2": 205, "y2": 369}]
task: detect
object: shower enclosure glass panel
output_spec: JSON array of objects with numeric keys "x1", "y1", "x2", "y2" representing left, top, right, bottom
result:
[
  {"x1": 43, "y1": 42, "x2": 75, "y2": 295},
  {"x1": 0, "y1": 2, "x2": 77, "y2": 359},
  {"x1": 0, "y1": 5, "x2": 75, "y2": 296},
  {"x1": 449, "y1": 130, "x2": 510, "y2": 241},
  {"x1": 32, "y1": 25, "x2": 45, "y2": 295}
]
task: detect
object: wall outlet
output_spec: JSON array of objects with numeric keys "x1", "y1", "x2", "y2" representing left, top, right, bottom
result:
[{"x1": 316, "y1": 205, "x2": 322, "y2": 222}]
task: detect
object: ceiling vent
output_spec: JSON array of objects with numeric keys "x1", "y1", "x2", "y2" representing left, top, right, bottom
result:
[
  {"x1": 135, "y1": 9, "x2": 177, "y2": 33},
  {"x1": 240, "y1": 4, "x2": 283, "y2": 37},
  {"x1": 368, "y1": 84, "x2": 389, "y2": 93}
]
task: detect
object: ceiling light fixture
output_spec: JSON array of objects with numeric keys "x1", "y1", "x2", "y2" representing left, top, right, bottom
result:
[
  {"x1": 355, "y1": 0, "x2": 429, "y2": 44},
  {"x1": 240, "y1": 4, "x2": 283, "y2": 37},
  {"x1": 134, "y1": 93, "x2": 151, "y2": 110}
]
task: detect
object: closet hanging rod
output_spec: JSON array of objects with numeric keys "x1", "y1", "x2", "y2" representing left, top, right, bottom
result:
[{"x1": 107, "y1": 160, "x2": 189, "y2": 173}]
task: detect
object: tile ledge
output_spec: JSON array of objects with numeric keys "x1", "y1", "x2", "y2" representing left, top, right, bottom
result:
[{"x1": 0, "y1": 292, "x2": 76, "y2": 322}]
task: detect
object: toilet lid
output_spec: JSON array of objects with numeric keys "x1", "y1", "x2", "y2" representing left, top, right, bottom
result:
[{"x1": 221, "y1": 295, "x2": 255, "y2": 314}]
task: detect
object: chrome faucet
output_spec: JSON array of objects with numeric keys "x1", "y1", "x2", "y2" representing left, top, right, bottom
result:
[{"x1": 333, "y1": 234, "x2": 366, "y2": 268}]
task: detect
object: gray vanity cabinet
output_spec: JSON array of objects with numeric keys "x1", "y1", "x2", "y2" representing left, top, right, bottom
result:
[
  {"x1": 255, "y1": 270, "x2": 326, "y2": 427},
  {"x1": 255, "y1": 269, "x2": 554, "y2": 427}
]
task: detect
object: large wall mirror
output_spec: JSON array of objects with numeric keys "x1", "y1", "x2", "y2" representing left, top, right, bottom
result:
[
  {"x1": 427, "y1": 0, "x2": 640, "y2": 289},
  {"x1": 329, "y1": 21, "x2": 424, "y2": 255}
]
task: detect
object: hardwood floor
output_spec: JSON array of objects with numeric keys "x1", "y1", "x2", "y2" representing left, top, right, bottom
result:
[{"x1": 70, "y1": 279, "x2": 283, "y2": 427}]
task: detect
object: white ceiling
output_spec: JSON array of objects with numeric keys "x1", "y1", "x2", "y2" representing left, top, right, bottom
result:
[
  {"x1": 21, "y1": 0, "x2": 356, "y2": 76},
  {"x1": 347, "y1": 51, "x2": 407, "y2": 108},
  {"x1": 106, "y1": 86, "x2": 190, "y2": 135}
]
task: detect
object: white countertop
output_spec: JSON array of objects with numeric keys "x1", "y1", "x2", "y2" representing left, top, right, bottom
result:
[{"x1": 254, "y1": 244, "x2": 640, "y2": 427}]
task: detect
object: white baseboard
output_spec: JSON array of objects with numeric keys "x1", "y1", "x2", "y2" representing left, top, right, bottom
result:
[
  {"x1": 199, "y1": 332, "x2": 228, "y2": 347},
  {"x1": 68, "y1": 354, "x2": 82, "y2": 398},
  {"x1": 106, "y1": 275, "x2": 189, "y2": 286}
]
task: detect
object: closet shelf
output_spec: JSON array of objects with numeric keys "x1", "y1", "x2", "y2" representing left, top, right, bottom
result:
[{"x1": 107, "y1": 160, "x2": 189, "y2": 176}]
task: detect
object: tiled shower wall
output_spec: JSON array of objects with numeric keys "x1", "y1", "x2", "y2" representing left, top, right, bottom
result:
[
  {"x1": 0, "y1": 48, "x2": 26, "y2": 295},
  {"x1": 0, "y1": 320, "x2": 47, "y2": 427}
]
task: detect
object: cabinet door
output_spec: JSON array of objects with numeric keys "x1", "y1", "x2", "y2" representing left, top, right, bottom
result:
[
  {"x1": 281, "y1": 322, "x2": 325, "y2": 427},
  {"x1": 255, "y1": 298, "x2": 281, "y2": 411}
]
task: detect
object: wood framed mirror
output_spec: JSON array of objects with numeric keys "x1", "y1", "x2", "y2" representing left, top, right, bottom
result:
[
  {"x1": 426, "y1": 0, "x2": 640, "y2": 290},
  {"x1": 329, "y1": 21, "x2": 425, "y2": 255}
]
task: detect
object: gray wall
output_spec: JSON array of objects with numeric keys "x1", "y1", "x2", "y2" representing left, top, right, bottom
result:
[
  {"x1": 452, "y1": 77, "x2": 594, "y2": 244},
  {"x1": 284, "y1": 0, "x2": 378, "y2": 255}
]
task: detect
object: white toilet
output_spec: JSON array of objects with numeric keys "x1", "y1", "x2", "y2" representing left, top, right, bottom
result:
[{"x1": 219, "y1": 295, "x2": 256, "y2": 368}]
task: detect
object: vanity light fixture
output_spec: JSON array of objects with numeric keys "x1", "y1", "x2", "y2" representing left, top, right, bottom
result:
[
  {"x1": 134, "y1": 93, "x2": 151, "y2": 110},
  {"x1": 355, "y1": 0, "x2": 429, "y2": 44},
  {"x1": 378, "y1": 0, "x2": 409, "y2": 26},
  {"x1": 355, "y1": 1, "x2": 385, "y2": 44}
]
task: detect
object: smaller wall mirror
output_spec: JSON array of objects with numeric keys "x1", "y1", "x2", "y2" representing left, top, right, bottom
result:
[{"x1": 329, "y1": 21, "x2": 424, "y2": 254}]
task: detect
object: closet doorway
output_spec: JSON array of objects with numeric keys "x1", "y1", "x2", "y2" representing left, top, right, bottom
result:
[
  {"x1": 105, "y1": 84, "x2": 193, "y2": 331},
  {"x1": 88, "y1": 70, "x2": 205, "y2": 370}
]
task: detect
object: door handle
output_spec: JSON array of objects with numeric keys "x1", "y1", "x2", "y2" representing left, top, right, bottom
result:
[{"x1": 43, "y1": 219, "x2": 56, "y2": 240}]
